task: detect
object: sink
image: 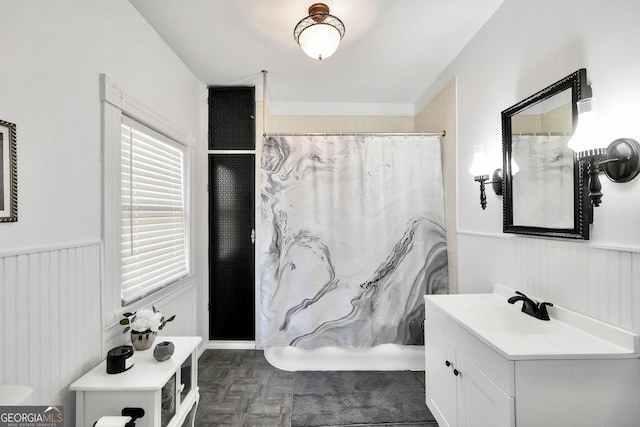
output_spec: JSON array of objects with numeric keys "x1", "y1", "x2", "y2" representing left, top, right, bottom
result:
[
  {"x1": 458, "y1": 303, "x2": 555, "y2": 335},
  {"x1": 425, "y1": 284, "x2": 640, "y2": 360}
]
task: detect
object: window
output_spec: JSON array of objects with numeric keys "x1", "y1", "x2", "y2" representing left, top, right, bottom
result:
[
  {"x1": 120, "y1": 117, "x2": 188, "y2": 304},
  {"x1": 101, "y1": 75, "x2": 195, "y2": 323}
]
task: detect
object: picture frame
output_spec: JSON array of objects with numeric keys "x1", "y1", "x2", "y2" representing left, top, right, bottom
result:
[{"x1": 0, "y1": 119, "x2": 17, "y2": 222}]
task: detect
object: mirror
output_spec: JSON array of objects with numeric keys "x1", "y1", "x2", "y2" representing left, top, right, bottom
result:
[{"x1": 501, "y1": 69, "x2": 591, "y2": 239}]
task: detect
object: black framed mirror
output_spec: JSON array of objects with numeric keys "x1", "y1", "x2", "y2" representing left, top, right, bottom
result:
[{"x1": 502, "y1": 69, "x2": 591, "y2": 240}]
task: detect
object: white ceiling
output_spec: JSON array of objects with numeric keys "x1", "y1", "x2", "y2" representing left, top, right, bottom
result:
[{"x1": 130, "y1": 0, "x2": 503, "y2": 112}]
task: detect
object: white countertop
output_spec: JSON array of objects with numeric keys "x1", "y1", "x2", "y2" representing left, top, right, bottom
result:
[
  {"x1": 425, "y1": 285, "x2": 639, "y2": 360},
  {"x1": 70, "y1": 336, "x2": 202, "y2": 391}
]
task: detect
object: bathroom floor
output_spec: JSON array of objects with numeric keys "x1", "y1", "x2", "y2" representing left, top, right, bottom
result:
[{"x1": 192, "y1": 349, "x2": 438, "y2": 427}]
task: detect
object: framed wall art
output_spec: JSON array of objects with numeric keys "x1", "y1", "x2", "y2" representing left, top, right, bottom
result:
[{"x1": 0, "y1": 119, "x2": 17, "y2": 222}]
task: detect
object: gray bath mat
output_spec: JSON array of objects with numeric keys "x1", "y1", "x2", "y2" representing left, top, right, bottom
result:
[{"x1": 292, "y1": 371, "x2": 437, "y2": 426}]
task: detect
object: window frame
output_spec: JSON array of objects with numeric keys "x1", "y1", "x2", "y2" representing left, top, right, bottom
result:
[{"x1": 101, "y1": 74, "x2": 196, "y2": 329}]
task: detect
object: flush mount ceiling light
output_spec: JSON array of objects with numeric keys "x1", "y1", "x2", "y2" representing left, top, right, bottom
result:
[{"x1": 294, "y1": 3, "x2": 345, "y2": 60}]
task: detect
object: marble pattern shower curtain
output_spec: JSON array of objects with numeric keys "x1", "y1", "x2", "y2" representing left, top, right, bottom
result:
[{"x1": 260, "y1": 134, "x2": 448, "y2": 349}]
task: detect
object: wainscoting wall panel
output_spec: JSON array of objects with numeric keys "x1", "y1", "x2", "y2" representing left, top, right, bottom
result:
[
  {"x1": 0, "y1": 242, "x2": 102, "y2": 411},
  {"x1": 458, "y1": 233, "x2": 638, "y2": 334},
  {"x1": 0, "y1": 241, "x2": 199, "y2": 426},
  {"x1": 632, "y1": 254, "x2": 640, "y2": 335}
]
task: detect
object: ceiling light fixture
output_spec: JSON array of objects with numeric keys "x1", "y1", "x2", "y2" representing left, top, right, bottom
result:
[{"x1": 294, "y1": 3, "x2": 345, "y2": 60}]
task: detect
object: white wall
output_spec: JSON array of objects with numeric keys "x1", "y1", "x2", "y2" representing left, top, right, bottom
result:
[
  {"x1": 0, "y1": 0, "x2": 204, "y2": 421},
  {"x1": 418, "y1": 0, "x2": 640, "y2": 332},
  {"x1": 0, "y1": 0, "x2": 203, "y2": 250}
]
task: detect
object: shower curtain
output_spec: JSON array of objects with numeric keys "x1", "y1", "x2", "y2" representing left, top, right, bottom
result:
[{"x1": 259, "y1": 134, "x2": 448, "y2": 349}]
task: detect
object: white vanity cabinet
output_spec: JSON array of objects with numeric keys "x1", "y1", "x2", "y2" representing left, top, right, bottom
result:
[
  {"x1": 425, "y1": 305, "x2": 514, "y2": 427},
  {"x1": 71, "y1": 336, "x2": 202, "y2": 427},
  {"x1": 425, "y1": 287, "x2": 640, "y2": 427}
]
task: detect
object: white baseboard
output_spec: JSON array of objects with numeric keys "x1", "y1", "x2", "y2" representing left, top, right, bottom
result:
[{"x1": 198, "y1": 340, "x2": 256, "y2": 357}]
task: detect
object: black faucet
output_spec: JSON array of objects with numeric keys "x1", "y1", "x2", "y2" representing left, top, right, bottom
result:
[{"x1": 507, "y1": 291, "x2": 554, "y2": 321}]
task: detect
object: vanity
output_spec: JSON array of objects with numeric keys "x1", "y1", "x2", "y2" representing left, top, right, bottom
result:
[{"x1": 424, "y1": 285, "x2": 640, "y2": 427}]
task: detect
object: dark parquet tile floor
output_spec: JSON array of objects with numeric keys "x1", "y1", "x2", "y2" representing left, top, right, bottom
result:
[
  {"x1": 195, "y1": 349, "x2": 294, "y2": 426},
  {"x1": 193, "y1": 349, "x2": 435, "y2": 427}
]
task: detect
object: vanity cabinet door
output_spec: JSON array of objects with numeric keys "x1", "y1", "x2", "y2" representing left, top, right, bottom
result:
[
  {"x1": 456, "y1": 352, "x2": 514, "y2": 427},
  {"x1": 426, "y1": 326, "x2": 458, "y2": 427}
]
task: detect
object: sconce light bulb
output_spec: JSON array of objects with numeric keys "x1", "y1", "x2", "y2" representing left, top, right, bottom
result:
[
  {"x1": 469, "y1": 144, "x2": 489, "y2": 177},
  {"x1": 568, "y1": 98, "x2": 605, "y2": 156},
  {"x1": 511, "y1": 158, "x2": 520, "y2": 175}
]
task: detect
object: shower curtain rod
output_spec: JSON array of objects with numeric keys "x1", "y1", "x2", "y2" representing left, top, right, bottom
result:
[
  {"x1": 264, "y1": 131, "x2": 446, "y2": 137},
  {"x1": 512, "y1": 131, "x2": 571, "y2": 136}
]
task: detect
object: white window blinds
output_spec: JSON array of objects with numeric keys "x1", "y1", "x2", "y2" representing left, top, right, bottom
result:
[{"x1": 120, "y1": 117, "x2": 188, "y2": 304}]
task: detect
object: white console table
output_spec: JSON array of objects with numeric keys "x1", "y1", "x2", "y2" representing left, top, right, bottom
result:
[{"x1": 71, "y1": 336, "x2": 202, "y2": 427}]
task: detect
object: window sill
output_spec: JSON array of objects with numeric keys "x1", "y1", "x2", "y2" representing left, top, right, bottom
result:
[{"x1": 104, "y1": 275, "x2": 196, "y2": 333}]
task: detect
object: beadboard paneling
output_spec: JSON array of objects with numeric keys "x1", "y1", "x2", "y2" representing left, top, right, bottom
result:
[
  {"x1": 632, "y1": 254, "x2": 640, "y2": 334},
  {"x1": 0, "y1": 243, "x2": 102, "y2": 411},
  {"x1": 458, "y1": 233, "x2": 638, "y2": 334},
  {"x1": 0, "y1": 241, "x2": 199, "y2": 427}
]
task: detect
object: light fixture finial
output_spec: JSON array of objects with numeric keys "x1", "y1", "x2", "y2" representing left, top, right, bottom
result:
[{"x1": 308, "y1": 3, "x2": 330, "y2": 20}]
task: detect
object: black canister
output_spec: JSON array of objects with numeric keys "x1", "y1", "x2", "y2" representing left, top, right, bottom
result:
[{"x1": 106, "y1": 345, "x2": 134, "y2": 374}]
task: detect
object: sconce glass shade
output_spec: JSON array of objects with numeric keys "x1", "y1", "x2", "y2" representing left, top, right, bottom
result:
[
  {"x1": 510, "y1": 157, "x2": 520, "y2": 175},
  {"x1": 567, "y1": 98, "x2": 606, "y2": 157},
  {"x1": 294, "y1": 3, "x2": 345, "y2": 60},
  {"x1": 469, "y1": 144, "x2": 489, "y2": 177}
]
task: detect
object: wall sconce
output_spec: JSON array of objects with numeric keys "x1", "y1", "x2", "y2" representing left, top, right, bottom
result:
[
  {"x1": 469, "y1": 144, "x2": 503, "y2": 210},
  {"x1": 567, "y1": 98, "x2": 640, "y2": 209}
]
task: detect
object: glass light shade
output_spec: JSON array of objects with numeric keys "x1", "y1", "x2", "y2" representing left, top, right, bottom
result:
[
  {"x1": 298, "y1": 24, "x2": 341, "y2": 60},
  {"x1": 469, "y1": 144, "x2": 489, "y2": 177},
  {"x1": 567, "y1": 98, "x2": 604, "y2": 153}
]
